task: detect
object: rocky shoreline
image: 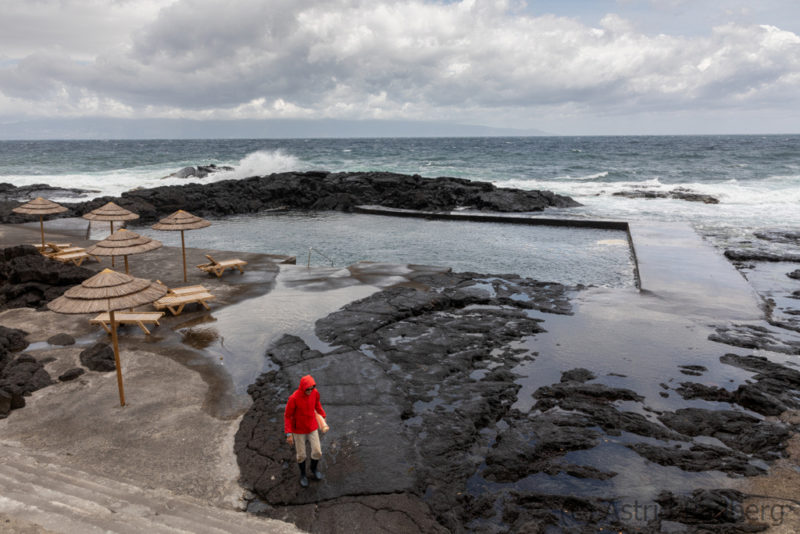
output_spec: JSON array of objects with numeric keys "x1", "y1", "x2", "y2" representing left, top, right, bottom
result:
[
  {"x1": 3, "y1": 182, "x2": 800, "y2": 532},
  {"x1": 0, "y1": 171, "x2": 580, "y2": 224},
  {"x1": 235, "y1": 267, "x2": 800, "y2": 533}
]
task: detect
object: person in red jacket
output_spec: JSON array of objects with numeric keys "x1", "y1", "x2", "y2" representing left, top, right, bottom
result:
[{"x1": 284, "y1": 374, "x2": 327, "y2": 487}]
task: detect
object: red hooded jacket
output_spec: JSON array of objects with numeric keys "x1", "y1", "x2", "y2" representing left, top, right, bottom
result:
[{"x1": 284, "y1": 375, "x2": 326, "y2": 435}]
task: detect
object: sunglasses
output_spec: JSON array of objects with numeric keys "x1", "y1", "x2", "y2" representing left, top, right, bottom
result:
[{"x1": 305, "y1": 386, "x2": 316, "y2": 392}]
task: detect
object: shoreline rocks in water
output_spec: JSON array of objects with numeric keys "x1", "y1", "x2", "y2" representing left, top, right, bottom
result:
[
  {"x1": 612, "y1": 187, "x2": 720, "y2": 204},
  {"x1": 162, "y1": 164, "x2": 234, "y2": 180},
  {"x1": 0, "y1": 182, "x2": 99, "y2": 202},
  {"x1": 0, "y1": 171, "x2": 581, "y2": 224}
]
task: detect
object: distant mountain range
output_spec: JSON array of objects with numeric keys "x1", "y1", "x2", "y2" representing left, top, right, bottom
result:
[{"x1": 0, "y1": 118, "x2": 550, "y2": 139}]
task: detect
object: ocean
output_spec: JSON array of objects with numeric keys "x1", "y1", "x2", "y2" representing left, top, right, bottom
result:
[{"x1": 2, "y1": 135, "x2": 799, "y2": 285}]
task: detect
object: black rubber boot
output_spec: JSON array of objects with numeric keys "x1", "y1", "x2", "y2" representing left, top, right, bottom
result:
[
  {"x1": 298, "y1": 461, "x2": 309, "y2": 488},
  {"x1": 310, "y1": 458, "x2": 324, "y2": 481}
]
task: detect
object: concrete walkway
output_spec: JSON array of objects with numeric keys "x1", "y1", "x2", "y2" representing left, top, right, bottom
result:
[
  {"x1": 629, "y1": 221, "x2": 764, "y2": 320},
  {"x1": 0, "y1": 442, "x2": 300, "y2": 534}
]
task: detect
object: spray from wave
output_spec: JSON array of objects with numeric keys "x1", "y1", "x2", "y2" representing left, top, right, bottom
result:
[
  {"x1": 218, "y1": 149, "x2": 304, "y2": 180},
  {"x1": 8, "y1": 149, "x2": 307, "y2": 201}
]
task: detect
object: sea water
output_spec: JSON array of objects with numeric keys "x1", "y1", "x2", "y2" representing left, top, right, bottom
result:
[{"x1": 2, "y1": 135, "x2": 799, "y2": 280}]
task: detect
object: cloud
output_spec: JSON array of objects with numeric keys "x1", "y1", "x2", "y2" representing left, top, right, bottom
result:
[{"x1": 0, "y1": 0, "x2": 799, "y2": 129}]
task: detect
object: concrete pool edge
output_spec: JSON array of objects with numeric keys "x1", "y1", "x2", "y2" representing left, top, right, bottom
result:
[{"x1": 353, "y1": 205, "x2": 766, "y2": 321}]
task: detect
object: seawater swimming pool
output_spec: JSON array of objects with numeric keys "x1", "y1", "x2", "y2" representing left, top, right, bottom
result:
[{"x1": 131, "y1": 211, "x2": 635, "y2": 288}]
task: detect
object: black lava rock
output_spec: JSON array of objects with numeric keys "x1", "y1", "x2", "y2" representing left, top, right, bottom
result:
[
  {"x1": 58, "y1": 368, "x2": 85, "y2": 382},
  {"x1": 47, "y1": 333, "x2": 76, "y2": 346},
  {"x1": 79, "y1": 342, "x2": 116, "y2": 372},
  {"x1": 0, "y1": 245, "x2": 93, "y2": 311}
]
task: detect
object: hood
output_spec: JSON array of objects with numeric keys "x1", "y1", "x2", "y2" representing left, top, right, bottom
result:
[{"x1": 299, "y1": 374, "x2": 316, "y2": 392}]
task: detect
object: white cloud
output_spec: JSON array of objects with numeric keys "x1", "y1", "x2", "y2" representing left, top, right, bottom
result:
[{"x1": 0, "y1": 0, "x2": 799, "y2": 132}]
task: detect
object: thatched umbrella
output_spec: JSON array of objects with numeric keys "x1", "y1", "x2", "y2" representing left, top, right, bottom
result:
[
  {"x1": 86, "y1": 228, "x2": 162, "y2": 275},
  {"x1": 82, "y1": 202, "x2": 140, "y2": 267},
  {"x1": 12, "y1": 197, "x2": 69, "y2": 248},
  {"x1": 152, "y1": 210, "x2": 211, "y2": 282},
  {"x1": 48, "y1": 269, "x2": 167, "y2": 406}
]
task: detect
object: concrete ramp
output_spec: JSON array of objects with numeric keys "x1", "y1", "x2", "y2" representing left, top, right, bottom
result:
[
  {"x1": 629, "y1": 221, "x2": 764, "y2": 320},
  {"x1": 0, "y1": 442, "x2": 302, "y2": 534}
]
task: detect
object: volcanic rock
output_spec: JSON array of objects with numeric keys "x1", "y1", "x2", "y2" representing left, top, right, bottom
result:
[
  {"x1": 0, "y1": 245, "x2": 94, "y2": 311},
  {"x1": 708, "y1": 323, "x2": 800, "y2": 354},
  {"x1": 658, "y1": 408, "x2": 790, "y2": 459},
  {"x1": 164, "y1": 164, "x2": 234, "y2": 179},
  {"x1": 613, "y1": 188, "x2": 719, "y2": 204},
  {"x1": 0, "y1": 353, "x2": 52, "y2": 415},
  {"x1": 236, "y1": 271, "x2": 576, "y2": 533},
  {"x1": 724, "y1": 249, "x2": 800, "y2": 263},
  {"x1": 655, "y1": 489, "x2": 768, "y2": 531},
  {"x1": 58, "y1": 368, "x2": 85, "y2": 381},
  {"x1": 79, "y1": 342, "x2": 116, "y2": 372},
  {"x1": 47, "y1": 333, "x2": 75, "y2": 346},
  {"x1": 0, "y1": 171, "x2": 581, "y2": 224}
]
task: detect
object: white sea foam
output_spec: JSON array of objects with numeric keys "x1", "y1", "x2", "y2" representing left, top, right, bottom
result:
[
  {"x1": 496, "y1": 173, "x2": 800, "y2": 230},
  {"x1": 5, "y1": 149, "x2": 304, "y2": 201}
]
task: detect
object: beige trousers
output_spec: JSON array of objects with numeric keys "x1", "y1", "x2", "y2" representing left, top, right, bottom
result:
[{"x1": 293, "y1": 430, "x2": 322, "y2": 463}]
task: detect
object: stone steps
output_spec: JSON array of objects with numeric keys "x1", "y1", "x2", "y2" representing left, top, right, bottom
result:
[{"x1": 0, "y1": 443, "x2": 301, "y2": 534}]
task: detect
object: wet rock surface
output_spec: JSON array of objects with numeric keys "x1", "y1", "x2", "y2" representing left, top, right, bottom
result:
[
  {"x1": 163, "y1": 164, "x2": 234, "y2": 179},
  {"x1": 0, "y1": 245, "x2": 94, "y2": 311},
  {"x1": 613, "y1": 187, "x2": 719, "y2": 204},
  {"x1": 0, "y1": 171, "x2": 581, "y2": 224},
  {"x1": 676, "y1": 354, "x2": 800, "y2": 417},
  {"x1": 708, "y1": 324, "x2": 800, "y2": 354},
  {"x1": 0, "y1": 182, "x2": 98, "y2": 202},
  {"x1": 236, "y1": 272, "x2": 577, "y2": 532},
  {"x1": 0, "y1": 326, "x2": 30, "y2": 418},
  {"x1": 235, "y1": 269, "x2": 800, "y2": 533},
  {"x1": 79, "y1": 342, "x2": 116, "y2": 372},
  {"x1": 0, "y1": 354, "x2": 52, "y2": 417}
]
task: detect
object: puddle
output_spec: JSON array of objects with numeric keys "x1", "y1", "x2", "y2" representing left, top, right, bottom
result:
[
  {"x1": 182, "y1": 264, "x2": 379, "y2": 394},
  {"x1": 511, "y1": 287, "x2": 763, "y2": 413},
  {"x1": 23, "y1": 333, "x2": 100, "y2": 352}
]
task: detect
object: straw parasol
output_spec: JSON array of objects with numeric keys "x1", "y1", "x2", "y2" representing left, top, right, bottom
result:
[
  {"x1": 48, "y1": 269, "x2": 167, "y2": 406},
  {"x1": 152, "y1": 210, "x2": 211, "y2": 282},
  {"x1": 12, "y1": 197, "x2": 69, "y2": 248},
  {"x1": 86, "y1": 228, "x2": 162, "y2": 275},
  {"x1": 83, "y1": 202, "x2": 140, "y2": 267}
]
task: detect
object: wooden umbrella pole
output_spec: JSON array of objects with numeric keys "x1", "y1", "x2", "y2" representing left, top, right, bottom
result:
[
  {"x1": 124, "y1": 256, "x2": 129, "y2": 274},
  {"x1": 109, "y1": 309, "x2": 126, "y2": 407},
  {"x1": 110, "y1": 221, "x2": 115, "y2": 267},
  {"x1": 39, "y1": 216, "x2": 45, "y2": 248},
  {"x1": 181, "y1": 229, "x2": 187, "y2": 282}
]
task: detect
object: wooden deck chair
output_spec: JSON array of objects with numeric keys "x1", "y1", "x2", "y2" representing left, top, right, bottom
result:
[
  {"x1": 90, "y1": 311, "x2": 165, "y2": 335},
  {"x1": 196, "y1": 254, "x2": 247, "y2": 277},
  {"x1": 153, "y1": 291, "x2": 215, "y2": 316}
]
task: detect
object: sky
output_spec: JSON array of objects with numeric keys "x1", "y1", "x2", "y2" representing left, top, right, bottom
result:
[{"x1": 1, "y1": 0, "x2": 800, "y2": 136}]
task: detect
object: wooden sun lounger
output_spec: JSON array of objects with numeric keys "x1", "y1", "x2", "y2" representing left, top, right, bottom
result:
[
  {"x1": 155, "y1": 281, "x2": 208, "y2": 296},
  {"x1": 40, "y1": 242, "x2": 84, "y2": 257},
  {"x1": 90, "y1": 311, "x2": 165, "y2": 335},
  {"x1": 196, "y1": 254, "x2": 247, "y2": 277},
  {"x1": 153, "y1": 291, "x2": 215, "y2": 316},
  {"x1": 51, "y1": 250, "x2": 99, "y2": 267},
  {"x1": 34, "y1": 242, "x2": 71, "y2": 253},
  {"x1": 163, "y1": 283, "x2": 208, "y2": 296}
]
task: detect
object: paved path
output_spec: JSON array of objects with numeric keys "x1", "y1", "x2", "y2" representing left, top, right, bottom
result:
[
  {"x1": 0, "y1": 442, "x2": 301, "y2": 534},
  {"x1": 629, "y1": 221, "x2": 764, "y2": 320}
]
